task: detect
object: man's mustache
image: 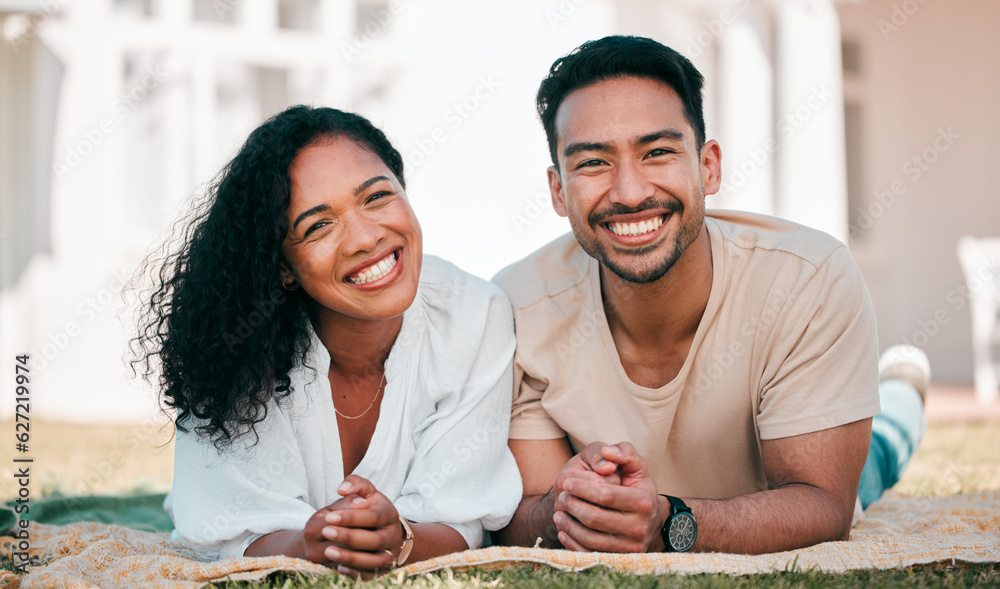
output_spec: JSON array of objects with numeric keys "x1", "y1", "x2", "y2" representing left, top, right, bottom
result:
[{"x1": 588, "y1": 199, "x2": 683, "y2": 227}]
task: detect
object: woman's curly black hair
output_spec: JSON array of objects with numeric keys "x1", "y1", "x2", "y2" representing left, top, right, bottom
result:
[{"x1": 130, "y1": 105, "x2": 406, "y2": 450}]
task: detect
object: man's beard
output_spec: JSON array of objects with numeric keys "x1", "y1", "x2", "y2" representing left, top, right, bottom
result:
[{"x1": 572, "y1": 197, "x2": 703, "y2": 284}]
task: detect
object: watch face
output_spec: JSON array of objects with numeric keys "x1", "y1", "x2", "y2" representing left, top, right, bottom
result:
[{"x1": 668, "y1": 512, "x2": 697, "y2": 552}]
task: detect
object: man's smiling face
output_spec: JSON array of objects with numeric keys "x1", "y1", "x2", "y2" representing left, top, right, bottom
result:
[{"x1": 548, "y1": 76, "x2": 720, "y2": 284}]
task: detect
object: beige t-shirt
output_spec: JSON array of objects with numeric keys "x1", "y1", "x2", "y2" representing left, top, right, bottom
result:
[{"x1": 492, "y1": 210, "x2": 881, "y2": 500}]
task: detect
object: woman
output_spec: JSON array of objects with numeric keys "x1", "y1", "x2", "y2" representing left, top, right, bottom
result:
[{"x1": 132, "y1": 106, "x2": 521, "y2": 576}]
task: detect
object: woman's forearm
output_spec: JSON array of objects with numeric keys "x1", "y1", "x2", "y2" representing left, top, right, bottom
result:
[{"x1": 244, "y1": 529, "x2": 306, "y2": 559}]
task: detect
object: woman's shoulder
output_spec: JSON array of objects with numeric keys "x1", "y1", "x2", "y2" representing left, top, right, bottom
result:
[
  {"x1": 417, "y1": 255, "x2": 512, "y2": 317},
  {"x1": 409, "y1": 255, "x2": 514, "y2": 356}
]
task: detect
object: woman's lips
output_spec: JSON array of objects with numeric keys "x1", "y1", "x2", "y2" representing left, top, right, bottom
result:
[{"x1": 345, "y1": 249, "x2": 399, "y2": 285}]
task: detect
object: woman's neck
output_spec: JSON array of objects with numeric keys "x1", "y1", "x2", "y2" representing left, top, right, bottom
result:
[{"x1": 312, "y1": 311, "x2": 404, "y2": 377}]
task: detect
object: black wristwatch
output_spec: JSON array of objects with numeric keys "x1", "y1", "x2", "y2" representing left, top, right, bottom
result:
[{"x1": 660, "y1": 495, "x2": 697, "y2": 552}]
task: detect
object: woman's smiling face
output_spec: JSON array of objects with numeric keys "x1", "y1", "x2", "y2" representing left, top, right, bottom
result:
[{"x1": 280, "y1": 136, "x2": 422, "y2": 324}]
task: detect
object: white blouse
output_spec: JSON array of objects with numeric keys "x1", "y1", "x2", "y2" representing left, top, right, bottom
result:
[{"x1": 165, "y1": 255, "x2": 522, "y2": 559}]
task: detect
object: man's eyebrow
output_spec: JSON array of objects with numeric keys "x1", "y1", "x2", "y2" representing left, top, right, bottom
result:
[
  {"x1": 563, "y1": 141, "x2": 612, "y2": 159},
  {"x1": 563, "y1": 130, "x2": 685, "y2": 160},
  {"x1": 292, "y1": 204, "x2": 330, "y2": 230},
  {"x1": 636, "y1": 129, "x2": 685, "y2": 145}
]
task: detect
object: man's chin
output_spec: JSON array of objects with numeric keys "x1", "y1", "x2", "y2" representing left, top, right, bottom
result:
[
  {"x1": 605, "y1": 262, "x2": 672, "y2": 284},
  {"x1": 596, "y1": 249, "x2": 679, "y2": 284}
]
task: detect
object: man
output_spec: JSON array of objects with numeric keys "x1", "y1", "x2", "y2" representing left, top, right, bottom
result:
[{"x1": 492, "y1": 35, "x2": 927, "y2": 554}]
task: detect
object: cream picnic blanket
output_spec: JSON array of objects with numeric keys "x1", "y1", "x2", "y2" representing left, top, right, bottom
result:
[{"x1": 2, "y1": 491, "x2": 998, "y2": 587}]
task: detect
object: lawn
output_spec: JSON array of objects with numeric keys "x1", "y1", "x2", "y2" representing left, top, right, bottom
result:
[{"x1": 1, "y1": 420, "x2": 998, "y2": 587}]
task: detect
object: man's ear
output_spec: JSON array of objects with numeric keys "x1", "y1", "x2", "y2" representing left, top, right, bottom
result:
[
  {"x1": 547, "y1": 166, "x2": 568, "y2": 217},
  {"x1": 700, "y1": 139, "x2": 723, "y2": 196}
]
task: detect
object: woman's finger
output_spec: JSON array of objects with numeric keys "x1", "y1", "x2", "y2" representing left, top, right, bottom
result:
[
  {"x1": 321, "y1": 525, "x2": 390, "y2": 551},
  {"x1": 337, "y1": 474, "x2": 376, "y2": 498},
  {"x1": 325, "y1": 545, "x2": 395, "y2": 575}
]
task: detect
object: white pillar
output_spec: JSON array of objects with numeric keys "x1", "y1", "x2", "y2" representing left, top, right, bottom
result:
[
  {"x1": 714, "y1": 16, "x2": 775, "y2": 216},
  {"x1": 773, "y1": 0, "x2": 847, "y2": 243}
]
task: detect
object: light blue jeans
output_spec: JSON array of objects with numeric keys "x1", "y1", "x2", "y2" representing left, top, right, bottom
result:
[{"x1": 858, "y1": 379, "x2": 926, "y2": 509}]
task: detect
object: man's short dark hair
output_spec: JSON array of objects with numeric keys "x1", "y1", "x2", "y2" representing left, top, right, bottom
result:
[{"x1": 536, "y1": 35, "x2": 706, "y2": 167}]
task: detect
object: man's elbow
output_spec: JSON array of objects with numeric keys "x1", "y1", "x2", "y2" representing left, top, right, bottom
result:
[{"x1": 823, "y1": 491, "x2": 857, "y2": 543}]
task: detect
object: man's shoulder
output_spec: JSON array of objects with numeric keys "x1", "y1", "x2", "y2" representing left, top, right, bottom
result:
[
  {"x1": 707, "y1": 210, "x2": 846, "y2": 270},
  {"x1": 491, "y1": 233, "x2": 591, "y2": 310}
]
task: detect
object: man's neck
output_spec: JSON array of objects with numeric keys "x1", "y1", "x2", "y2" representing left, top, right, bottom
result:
[{"x1": 600, "y1": 225, "x2": 713, "y2": 382}]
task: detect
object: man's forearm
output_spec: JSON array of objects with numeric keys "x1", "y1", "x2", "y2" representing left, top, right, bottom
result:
[
  {"x1": 494, "y1": 490, "x2": 561, "y2": 548},
  {"x1": 683, "y1": 484, "x2": 853, "y2": 554}
]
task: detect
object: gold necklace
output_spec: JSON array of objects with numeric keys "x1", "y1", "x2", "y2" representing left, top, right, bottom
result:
[{"x1": 334, "y1": 372, "x2": 386, "y2": 420}]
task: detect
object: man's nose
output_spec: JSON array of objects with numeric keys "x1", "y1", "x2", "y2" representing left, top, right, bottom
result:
[{"x1": 608, "y1": 160, "x2": 656, "y2": 208}]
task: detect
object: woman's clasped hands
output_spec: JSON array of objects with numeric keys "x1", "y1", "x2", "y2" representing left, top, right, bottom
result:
[{"x1": 302, "y1": 475, "x2": 405, "y2": 577}]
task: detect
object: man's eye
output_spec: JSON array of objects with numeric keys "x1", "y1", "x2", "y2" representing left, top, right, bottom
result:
[
  {"x1": 646, "y1": 148, "x2": 674, "y2": 158},
  {"x1": 366, "y1": 191, "x2": 392, "y2": 204},
  {"x1": 576, "y1": 159, "x2": 605, "y2": 169}
]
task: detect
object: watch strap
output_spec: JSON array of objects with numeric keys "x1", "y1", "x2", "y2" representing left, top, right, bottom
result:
[
  {"x1": 397, "y1": 516, "x2": 414, "y2": 566},
  {"x1": 665, "y1": 494, "x2": 691, "y2": 516},
  {"x1": 659, "y1": 494, "x2": 695, "y2": 552}
]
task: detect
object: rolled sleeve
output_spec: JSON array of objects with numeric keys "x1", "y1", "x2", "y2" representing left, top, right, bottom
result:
[
  {"x1": 166, "y1": 412, "x2": 316, "y2": 559},
  {"x1": 758, "y1": 246, "x2": 882, "y2": 440}
]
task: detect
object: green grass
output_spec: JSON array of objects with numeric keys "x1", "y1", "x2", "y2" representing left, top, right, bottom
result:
[
  {"x1": 2, "y1": 561, "x2": 991, "y2": 588},
  {"x1": 203, "y1": 565, "x2": 1000, "y2": 588},
  {"x1": 1, "y1": 422, "x2": 998, "y2": 586}
]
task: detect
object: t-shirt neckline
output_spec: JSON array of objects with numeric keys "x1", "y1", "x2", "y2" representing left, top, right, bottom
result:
[{"x1": 586, "y1": 218, "x2": 726, "y2": 400}]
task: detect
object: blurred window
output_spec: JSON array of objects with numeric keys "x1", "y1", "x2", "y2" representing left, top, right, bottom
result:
[
  {"x1": 278, "y1": 0, "x2": 320, "y2": 32},
  {"x1": 193, "y1": 0, "x2": 238, "y2": 25},
  {"x1": 114, "y1": 0, "x2": 156, "y2": 18},
  {"x1": 355, "y1": 0, "x2": 391, "y2": 31}
]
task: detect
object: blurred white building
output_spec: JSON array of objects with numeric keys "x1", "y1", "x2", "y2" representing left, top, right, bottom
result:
[{"x1": 1, "y1": 0, "x2": 997, "y2": 422}]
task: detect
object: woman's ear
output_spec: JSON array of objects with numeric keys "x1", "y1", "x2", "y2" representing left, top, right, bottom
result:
[{"x1": 279, "y1": 262, "x2": 298, "y2": 291}]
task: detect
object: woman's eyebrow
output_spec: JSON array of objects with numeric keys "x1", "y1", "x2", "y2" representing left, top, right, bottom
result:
[
  {"x1": 355, "y1": 175, "x2": 390, "y2": 195},
  {"x1": 292, "y1": 176, "x2": 392, "y2": 230},
  {"x1": 292, "y1": 204, "x2": 330, "y2": 230}
]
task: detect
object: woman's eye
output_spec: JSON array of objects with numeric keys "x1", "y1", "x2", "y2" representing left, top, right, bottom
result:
[
  {"x1": 366, "y1": 191, "x2": 392, "y2": 204},
  {"x1": 304, "y1": 221, "x2": 328, "y2": 237}
]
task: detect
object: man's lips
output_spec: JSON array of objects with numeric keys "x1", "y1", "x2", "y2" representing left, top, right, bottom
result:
[
  {"x1": 605, "y1": 213, "x2": 668, "y2": 237},
  {"x1": 345, "y1": 249, "x2": 400, "y2": 285}
]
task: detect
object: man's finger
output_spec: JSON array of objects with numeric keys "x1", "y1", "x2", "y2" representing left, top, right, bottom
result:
[
  {"x1": 557, "y1": 529, "x2": 589, "y2": 552},
  {"x1": 560, "y1": 469, "x2": 620, "y2": 486},
  {"x1": 578, "y1": 442, "x2": 618, "y2": 476},
  {"x1": 555, "y1": 506, "x2": 646, "y2": 553},
  {"x1": 562, "y1": 477, "x2": 655, "y2": 514},
  {"x1": 558, "y1": 490, "x2": 631, "y2": 535},
  {"x1": 553, "y1": 508, "x2": 626, "y2": 552},
  {"x1": 601, "y1": 442, "x2": 650, "y2": 478}
]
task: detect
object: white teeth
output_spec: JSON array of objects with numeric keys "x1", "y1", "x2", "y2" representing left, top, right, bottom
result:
[
  {"x1": 610, "y1": 216, "x2": 664, "y2": 237},
  {"x1": 348, "y1": 251, "x2": 398, "y2": 285}
]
